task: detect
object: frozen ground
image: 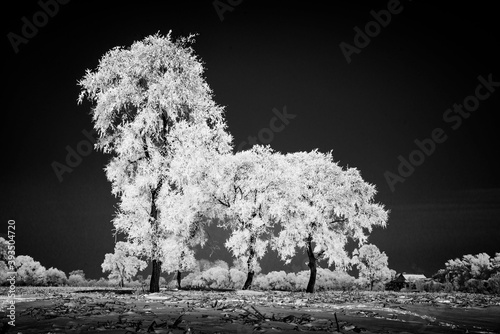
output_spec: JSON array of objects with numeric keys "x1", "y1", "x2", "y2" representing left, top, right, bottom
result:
[{"x1": 1, "y1": 288, "x2": 499, "y2": 333}]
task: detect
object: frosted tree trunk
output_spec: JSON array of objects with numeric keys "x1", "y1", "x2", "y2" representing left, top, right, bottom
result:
[
  {"x1": 306, "y1": 236, "x2": 317, "y2": 293},
  {"x1": 116, "y1": 264, "x2": 124, "y2": 288}
]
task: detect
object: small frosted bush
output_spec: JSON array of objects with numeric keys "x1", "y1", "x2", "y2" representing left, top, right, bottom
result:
[{"x1": 68, "y1": 274, "x2": 87, "y2": 287}]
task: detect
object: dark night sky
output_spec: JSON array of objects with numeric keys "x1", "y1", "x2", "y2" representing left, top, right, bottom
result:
[{"x1": 2, "y1": 1, "x2": 499, "y2": 280}]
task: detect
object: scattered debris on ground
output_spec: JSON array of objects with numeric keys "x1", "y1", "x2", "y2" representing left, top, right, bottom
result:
[{"x1": 1, "y1": 288, "x2": 499, "y2": 333}]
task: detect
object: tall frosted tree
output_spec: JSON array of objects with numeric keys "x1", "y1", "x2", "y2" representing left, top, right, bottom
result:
[
  {"x1": 273, "y1": 150, "x2": 388, "y2": 292},
  {"x1": 78, "y1": 32, "x2": 232, "y2": 292}
]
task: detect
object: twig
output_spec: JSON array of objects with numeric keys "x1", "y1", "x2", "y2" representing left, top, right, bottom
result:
[
  {"x1": 147, "y1": 320, "x2": 156, "y2": 333},
  {"x1": 334, "y1": 312, "x2": 340, "y2": 332},
  {"x1": 251, "y1": 305, "x2": 266, "y2": 320},
  {"x1": 171, "y1": 314, "x2": 184, "y2": 329}
]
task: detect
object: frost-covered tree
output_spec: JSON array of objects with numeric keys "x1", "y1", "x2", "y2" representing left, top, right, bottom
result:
[
  {"x1": 0, "y1": 261, "x2": 9, "y2": 282},
  {"x1": 198, "y1": 146, "x2": 290, "y2": 289},
  {"x1": 167, "y1": 145, "x2": 287, "y2": 289},
  {"x1": 78, "y1": 32, "x2": 232, "y2": 292},
  {"x1": 466, "y1": 253, "x2": 492, "y2": 280},
  {"x1": 15, "y1": 255, "x2": 47, "y2": 286},
  {"x1": 200, "y1": 266, "x2": 231, "y2": 288},
  {"x1": 354, "y1": 244, "x2": 391, "y2": 290},
  {"x1": 68, "y1": 274, "x2": 87, "y2": 287},
  {"x1": 69, "y1": 269, "x2": 86, "y2": 279},
  {"x1": 443, "y1": 252, "x2": 495, "y2": 290},
  {"x1": 45, "y1": 267, "x2": 68, "y2": 286},
  {"x1": 66, "y1": 269, "x2": 87, "y2": 287},
  {"x1": 492, "y1": 253, "x2": 500, "y2": 272},
  {"x1": 0, "y1": 237, "x2": 8, "y2": 263},
  {"x1": 273, "y1": 150, "x2": 388, "y2": 293},
  {"x1": 0, "y1": 238, "x2": 12, "y2": 282},
  {"x1": 101, "y1": 242, "x2": 147, "y2": 287}
]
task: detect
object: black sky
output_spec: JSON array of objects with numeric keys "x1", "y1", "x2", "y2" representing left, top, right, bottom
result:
[{"x1": 2, "y1": 1, "x2": 499, "y2": 280}]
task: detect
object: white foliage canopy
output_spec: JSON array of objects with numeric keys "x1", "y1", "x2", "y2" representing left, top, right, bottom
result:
[
  {"x1": 354, "y1": 243, "x2": 391, "y2": 287},
  {"x1": 78, "y1": 32, "x2": 233, "y2": 269},
  {"x1": 169, "y1": 145, "x2": 291, "y2": 272},
  {"x1": 272, "y1": 150, "x2": 389, "y2": 269},
  {"x1": 78, "y1": 33, "x2": 388, "y2": 279},
  {"x1": 101, "y1": 242, "x2": 147, "y2": 283}
]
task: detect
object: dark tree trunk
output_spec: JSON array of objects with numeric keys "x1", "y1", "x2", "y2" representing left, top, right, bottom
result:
[
  {"x1": 149, "y1": 186, "x2": 162, "y2": 293},
  {"x1": 306, "y1": 237, "x2": 317, "y2": 293},
  {"x1": 176, "y1": 270, "x2": 182, "y2": 289},
  {"x1": 150, "y1": 259, "x2": 162, "y2": 292},
  {"x1": 242, "y1": 271, "x2": 254, "y2": 290},
  {"x1": 120, "y1": 277, "x2": 124, "y2": 288},
  {"x1": 242, "y1": 234, "x2": 256, "y2": 290}
]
